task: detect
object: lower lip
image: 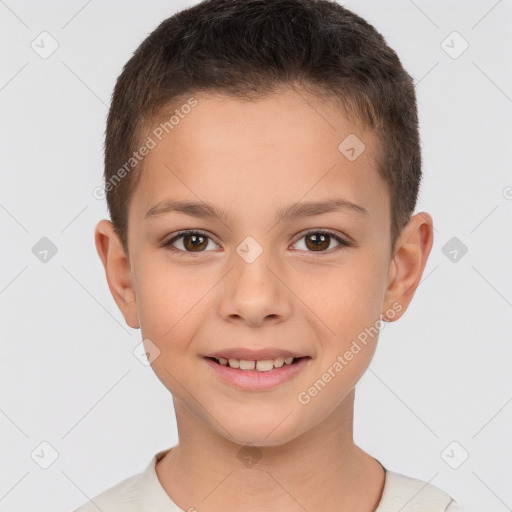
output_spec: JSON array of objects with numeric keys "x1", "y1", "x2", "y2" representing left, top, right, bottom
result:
[{"x1": 204, "y1": 357, "x2": 311, "y2": 391}]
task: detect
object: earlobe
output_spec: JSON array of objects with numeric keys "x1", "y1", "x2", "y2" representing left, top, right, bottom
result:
[
  {"x1": 382, "y1": 212, "x2": 434, "y2": 322},
  {"x1": 94, "y1": 220, "x2": 140, "y2": 329}
]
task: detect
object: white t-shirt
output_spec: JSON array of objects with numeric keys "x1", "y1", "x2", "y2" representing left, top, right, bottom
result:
[{"x1": 72, "y1": 448, "x2": 465, "y2": 512}]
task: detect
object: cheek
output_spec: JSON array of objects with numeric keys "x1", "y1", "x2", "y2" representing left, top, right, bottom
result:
[
  {"x1": 299, "y1": 258, "x2": 386, "y2": 403},
  {"x1": 348, "y1": 246, "x2": 389, "y2": 316},
  {"x1": 299, "y1": 255, "x2": 386, "y2": 344},
  {"x1": 133, "y1": 261, "x2": 199, "y2": 346}
]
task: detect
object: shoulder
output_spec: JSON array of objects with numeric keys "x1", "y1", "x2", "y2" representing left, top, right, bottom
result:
[
  {"x1": 376, "y1": 470, "x2": 454, "y2": 512},
  {"x1": 71, "y1": 473, "x2": 140, "y2": 512},
  {"x1": 70, "y1": 448, "x2": 175, "y2": 512}
]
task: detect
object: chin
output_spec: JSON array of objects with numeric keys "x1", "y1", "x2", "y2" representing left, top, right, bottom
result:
[{"x1": 213, "y1": 409, "x2": 306, "y2": 448}]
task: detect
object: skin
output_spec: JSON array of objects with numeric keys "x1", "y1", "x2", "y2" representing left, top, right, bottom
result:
[{"x1": 95, "y1": 87, "x2": 433, "y2": 512}]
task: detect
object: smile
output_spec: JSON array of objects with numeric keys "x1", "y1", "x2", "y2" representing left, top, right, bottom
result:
[
  {"x1": 204, "y1": 356, "x2": 311, "y2": 390},
  {"x1": 208, "y1": 355, "x2": 301, "y2": 371}
]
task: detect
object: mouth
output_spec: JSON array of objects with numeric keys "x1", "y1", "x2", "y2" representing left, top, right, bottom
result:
[
  {"x1": 203, "y1": 354, "x2": 311, "y2": 391},
  {"x1": 205, "y1": 355, "x2": 308, "y2": 372}
]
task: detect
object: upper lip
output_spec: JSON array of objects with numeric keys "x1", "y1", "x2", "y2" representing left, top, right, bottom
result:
[{"x1": 206, "y1": 348, "x2": 308, "y2": 361}]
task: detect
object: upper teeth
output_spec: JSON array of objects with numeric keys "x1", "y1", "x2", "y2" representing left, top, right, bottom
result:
[{"x1": 216, "y1": 356, "x2": 295, "y2": 371}]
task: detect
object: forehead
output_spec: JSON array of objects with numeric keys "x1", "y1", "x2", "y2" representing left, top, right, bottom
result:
[{"x1": 130, "y1": 89, "x2": 386, "y2": 226}]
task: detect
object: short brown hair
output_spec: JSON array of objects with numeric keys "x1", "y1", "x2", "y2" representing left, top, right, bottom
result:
[{"x1": 104, "y1": 0, "x2": 422, "y2": 258}]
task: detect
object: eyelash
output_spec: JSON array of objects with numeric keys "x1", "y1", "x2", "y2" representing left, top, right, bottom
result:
[{"x1": 162, "y1": 229, "x2": 352, "y2": 257}]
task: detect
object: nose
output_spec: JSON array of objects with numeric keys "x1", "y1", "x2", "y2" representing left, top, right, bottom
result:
[{"x1": 218, "y1": 248, "x2": 292, "y2": 328}]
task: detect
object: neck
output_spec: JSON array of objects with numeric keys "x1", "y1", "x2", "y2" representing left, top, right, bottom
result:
[{"x1": 156, "y1": 389, "x2": 385, "y2": 512}]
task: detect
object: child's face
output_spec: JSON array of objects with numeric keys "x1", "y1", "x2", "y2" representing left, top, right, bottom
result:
[{"x1": 99, "y1": 88, "x2": 427, "y2": 446}]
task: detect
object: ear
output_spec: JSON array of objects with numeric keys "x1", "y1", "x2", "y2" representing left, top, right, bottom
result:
[
  {"x1": 382, "y1": 212, "x2": 434, "y2": 322},
  {"x1": 94, "y1": 219, "x2": 140, "y2": 329}
]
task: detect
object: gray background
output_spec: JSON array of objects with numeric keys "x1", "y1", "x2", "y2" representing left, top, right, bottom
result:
[{"x1": 1, "y1": 1, "x2": 511, "y2": 510}]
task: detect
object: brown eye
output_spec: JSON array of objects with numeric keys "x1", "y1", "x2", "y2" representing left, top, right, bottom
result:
[
  {"x1": 305, "y1": 233, "x2": 330, "y2": 251},
  {"x1": 181, "y1": 233, "x2": 208, "y2": 252},
  {"x1": 164, "y1": 230, "x2": 217, "y2": 255},
  {"x1": 293, "y1": 230, "x2": 350, "y2": 253}
]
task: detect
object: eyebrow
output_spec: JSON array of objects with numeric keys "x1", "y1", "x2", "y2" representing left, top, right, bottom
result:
[{"x1": 144, "y1": 197, "x2": 368, "y2": 224}]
